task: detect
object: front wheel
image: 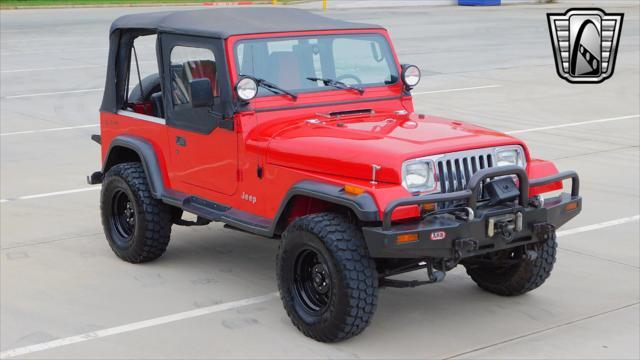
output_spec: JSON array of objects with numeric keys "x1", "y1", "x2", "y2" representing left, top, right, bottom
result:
[
  {"x1": 463, "y1": 232, "x2": 557, "y2": 296},
  {"x1": 277, "y1": 213, "x2": 378, "y2": 342}
]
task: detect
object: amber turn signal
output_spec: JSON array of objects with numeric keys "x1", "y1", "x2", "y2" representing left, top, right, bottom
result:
[
  {"x1": 343, "y1": 184, "x2": 365, "y2": 195},
  {"x1": 396, "y1": 233, "x2": 419, "y2": 244},
  {"x1": 422, "y1": 203, "x2": 436, "y2": 212},
  {"x1": 565, "y1": 202, "x2": 579, "y2": 211}
]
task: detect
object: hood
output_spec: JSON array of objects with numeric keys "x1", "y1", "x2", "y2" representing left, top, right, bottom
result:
[{"x1": 264, "y1": 111, "x2": 526, "y2": 184}]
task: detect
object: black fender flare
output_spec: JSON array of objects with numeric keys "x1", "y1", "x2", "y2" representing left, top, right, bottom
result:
[
  {"x1": 272, "y1": 180, "x2": 380, "y2": 232},
  {"x1": 104, "y1": 135, "x2": 166, "y2": 199}
]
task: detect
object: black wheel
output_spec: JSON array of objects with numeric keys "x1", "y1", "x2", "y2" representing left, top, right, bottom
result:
[
  {"x1": 101, "y1": 162, "x2": 172, "y2": 263},
  {"x1": 277, "y1": 212, "x2": 378, "y2": 343},
  {"x1": 463, "y1": 232, "x2": 557, "y2": 296}
]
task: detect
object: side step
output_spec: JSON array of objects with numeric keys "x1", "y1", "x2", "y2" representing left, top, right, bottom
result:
[
  {"x1": 162, "y1": 192, "x2": 274, "y2": 237},
  {"x1": 175, "y1": 216, "x2": 211, "y2": 227}
]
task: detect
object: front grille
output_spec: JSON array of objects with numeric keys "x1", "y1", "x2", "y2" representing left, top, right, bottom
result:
[
  {"x1": 435, "y1": 148, "x2": 496, "y2": 194},
  {"x1": 404, "y1": 146, "x2": 526, "y2": 208}
]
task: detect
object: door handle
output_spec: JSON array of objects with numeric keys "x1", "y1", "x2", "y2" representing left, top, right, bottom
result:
[{"x1": 176, "y1": 136, "x2": 186, "y2": 147}]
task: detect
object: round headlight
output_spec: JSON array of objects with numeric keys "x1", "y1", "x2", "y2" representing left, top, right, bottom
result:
[
  {"x1": 402, "y1": 65, "x2": 421, "y2": 88},
  {"x1": 236, "y1": 77, "x2": 258, "y2": 101}
]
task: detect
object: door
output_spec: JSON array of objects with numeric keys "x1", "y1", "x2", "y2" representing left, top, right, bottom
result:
[{"x1": 162, "y1": 36, "x2": 238, "y2": 196}]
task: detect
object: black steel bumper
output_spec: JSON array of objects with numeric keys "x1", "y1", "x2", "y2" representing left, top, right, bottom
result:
[{"x1": 362, "y1": 165, "x2": 581, "y2": 259}]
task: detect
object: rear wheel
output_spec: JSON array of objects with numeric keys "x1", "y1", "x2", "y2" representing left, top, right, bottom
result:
[
  {"x1": 101, "y1": 162, "x2": 172, "y2": 263},
  {"x1": 464, "y1": 232, "x2": 557, "y2": 296},
  {"x1": 277, "y1": 213, "x2": 378, "y2": 342}
]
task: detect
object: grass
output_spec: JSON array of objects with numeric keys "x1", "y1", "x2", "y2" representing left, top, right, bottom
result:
[{"x1": 0, "y1": 0, "x2": 293, "y2": 7}]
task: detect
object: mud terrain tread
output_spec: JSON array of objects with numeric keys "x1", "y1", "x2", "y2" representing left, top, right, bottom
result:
[
  {"x1": 101, "y1": 162, "x2": 172, "y2": 263},
  {"x1": 465, "y1": 233, "x2": 557, "y2": 296},
  {"x1": 277, "y1": 212, "x2": 378, "y2": 342}
]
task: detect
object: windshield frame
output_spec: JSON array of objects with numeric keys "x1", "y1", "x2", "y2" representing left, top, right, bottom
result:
[{"x1": 228, "y1": 30, "x2": 402, "y2": 99}]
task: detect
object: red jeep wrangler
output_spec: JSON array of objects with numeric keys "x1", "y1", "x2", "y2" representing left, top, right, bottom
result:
[{"x1": 89, "y1": 8, "x2": 582, "y2": 342}]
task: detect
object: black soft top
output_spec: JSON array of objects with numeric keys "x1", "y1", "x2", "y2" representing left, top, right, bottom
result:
[{"x1": 110, "y1": 7, "x2": 383, "y2": 38}]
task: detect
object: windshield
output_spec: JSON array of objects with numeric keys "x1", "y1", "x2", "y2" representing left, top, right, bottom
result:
[{"x1": 234, "y1": 33, "x2": 399, "y2": 97}]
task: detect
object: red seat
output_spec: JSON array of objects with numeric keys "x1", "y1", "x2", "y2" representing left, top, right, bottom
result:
[{"x1": 184, "y1": 60, "x2": 219, "y2": 97}]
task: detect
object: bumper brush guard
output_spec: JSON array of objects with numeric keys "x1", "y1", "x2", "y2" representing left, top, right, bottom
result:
[{"x1": 362, "y1": 165, "x2": 581, "y2": 261}]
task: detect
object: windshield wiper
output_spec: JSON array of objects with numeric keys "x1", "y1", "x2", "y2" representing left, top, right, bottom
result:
[
  {"x1": 247, "y1": 76, "x2": 297, "y2": 101},
  {"x1": 307, "y1": 77, "x2": 365, "y2": 95}
]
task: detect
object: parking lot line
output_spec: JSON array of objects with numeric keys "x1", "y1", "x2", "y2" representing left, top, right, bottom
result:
[
  {"x1": 0, "y1": 187, "x2": 99, "y2": 203},
  {"x1": 506, "y1": 115, "x2": 640, "y2": 134},
  {"x1": 0, "y1": 216, "x2": 636, "y2": 359},
  {"x1": 0, "y1": 124, "x2": 98, "y2": 136},
  {"x1": 2, "y1": 88, "x2": 104, "y2": 99},
  {"x1": 0, "y1": 60, "x2": 154, "y2": 74},
  {"x1": 557, "y1": 215, "x2": 640, "y2": 237},
  {"x1": 2, "y1": 84, "x2": 496, "y2": 100},
  {"x1": 0, "y1": 292, "x2": 280, "y2": 359},
  {"x1": 0, "y1": 64, "x2": 103, "y2": 74},
  {"x1": 443, "y1": 302, "x2": 640, "y2": 360},
  {"x1": 1, "y1": 47, "x2": 109, "y2": 56},
  {"x1": 412, "y1": 84, "x2": 501, "y2": 95}
]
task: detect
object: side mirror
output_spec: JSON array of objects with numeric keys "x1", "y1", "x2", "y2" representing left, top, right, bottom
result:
[
  {"x1": 401, "y1": 64, "x2": 421, "y2": 90},
  {"x1": 190, "y1": 78, "x2": 214, "y2": 108}
]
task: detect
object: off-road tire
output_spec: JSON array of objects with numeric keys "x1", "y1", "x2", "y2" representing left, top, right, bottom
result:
[
  {"x1": 464, "y1": 232, "x2": 557, "y2": 296},
  {"x1": 101, "y1": 162, "x2": 172, "y2": 263},
  {"x1": 277, "y1": 213, "x2": 378, "y2": 342}
]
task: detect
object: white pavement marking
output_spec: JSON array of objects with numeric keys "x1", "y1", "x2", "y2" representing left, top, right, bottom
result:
[
  {"x1": 0, "y1": 292, "x2": 279, "y2": 359},
  {"x1": 2, "y1": 88, "x2": 103, "y2": 99},
  {"x1": 1, "y1": 47, "x2": 109, "y2": 56},
  {"x1": 0, "y1": 187, "x2": 100, "y2": 203},
  {"x1": 0, "y1": 124, "x2": 98, "y2": 136},
  {"x1": 1, "y1": 64, "x2": 102, "y2": 74},
  {"x1": 0, "y1": 37, "x2": 103, "y2": 44},
  {"x1": 557, "y1": 215, "x2": 640, "y2": 237},
  {"x1": 1, "y1": 60, "x2": 153, "y2": 74},
  {"x1": 412, "y1": 84, "x2": 501, "y2": 95},
  {"x1": 506, "y1": 115, "x2": 640, "y2": 134},
  {"x1": 1, "y1": 216, "x2": 638, "y2": 358},
  {"x1": 2, "y1": 83, "x2": 492, "y2": 100}
]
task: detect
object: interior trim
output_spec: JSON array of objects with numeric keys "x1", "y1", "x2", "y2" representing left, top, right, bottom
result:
[{"x1": 117, "y1": 110, "x2": 166, "y2": 125}]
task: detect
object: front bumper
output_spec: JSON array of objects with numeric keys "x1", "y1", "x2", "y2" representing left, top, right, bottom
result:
[{"x1": 362, "y1": 165, "x2": 581, "y2": 259}]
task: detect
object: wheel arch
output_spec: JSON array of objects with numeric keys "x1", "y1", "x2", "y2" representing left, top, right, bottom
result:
[
  {"x1": 272, "y1": 181, "x2": 380, "y2": 236},
  {"x1": 103, "y1": 135, "x2": 167, "y2": 199}
]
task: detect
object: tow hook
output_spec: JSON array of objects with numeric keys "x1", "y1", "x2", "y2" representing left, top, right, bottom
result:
[
  {"x1": 487, "y1": 212, "x2": 523, "y2": 241},
  {"x1": 454, "y1": 238, "x2": 478, "y2": 252},
  {"x1": 453, "y1": 238, "x2": 478, "y2": 261}
]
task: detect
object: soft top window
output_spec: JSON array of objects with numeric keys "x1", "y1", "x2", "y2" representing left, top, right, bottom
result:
[{"x1": 169, "y1": 46, "x2": 219, "y2": 107}]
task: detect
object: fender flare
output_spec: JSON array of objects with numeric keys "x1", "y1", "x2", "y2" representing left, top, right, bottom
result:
[
  {"x1": 272, "y1": 181, "x2": 380, "y2": 231},
  {"x1": 104, "y1": 135, "x2": 166, "y2": 199}
]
